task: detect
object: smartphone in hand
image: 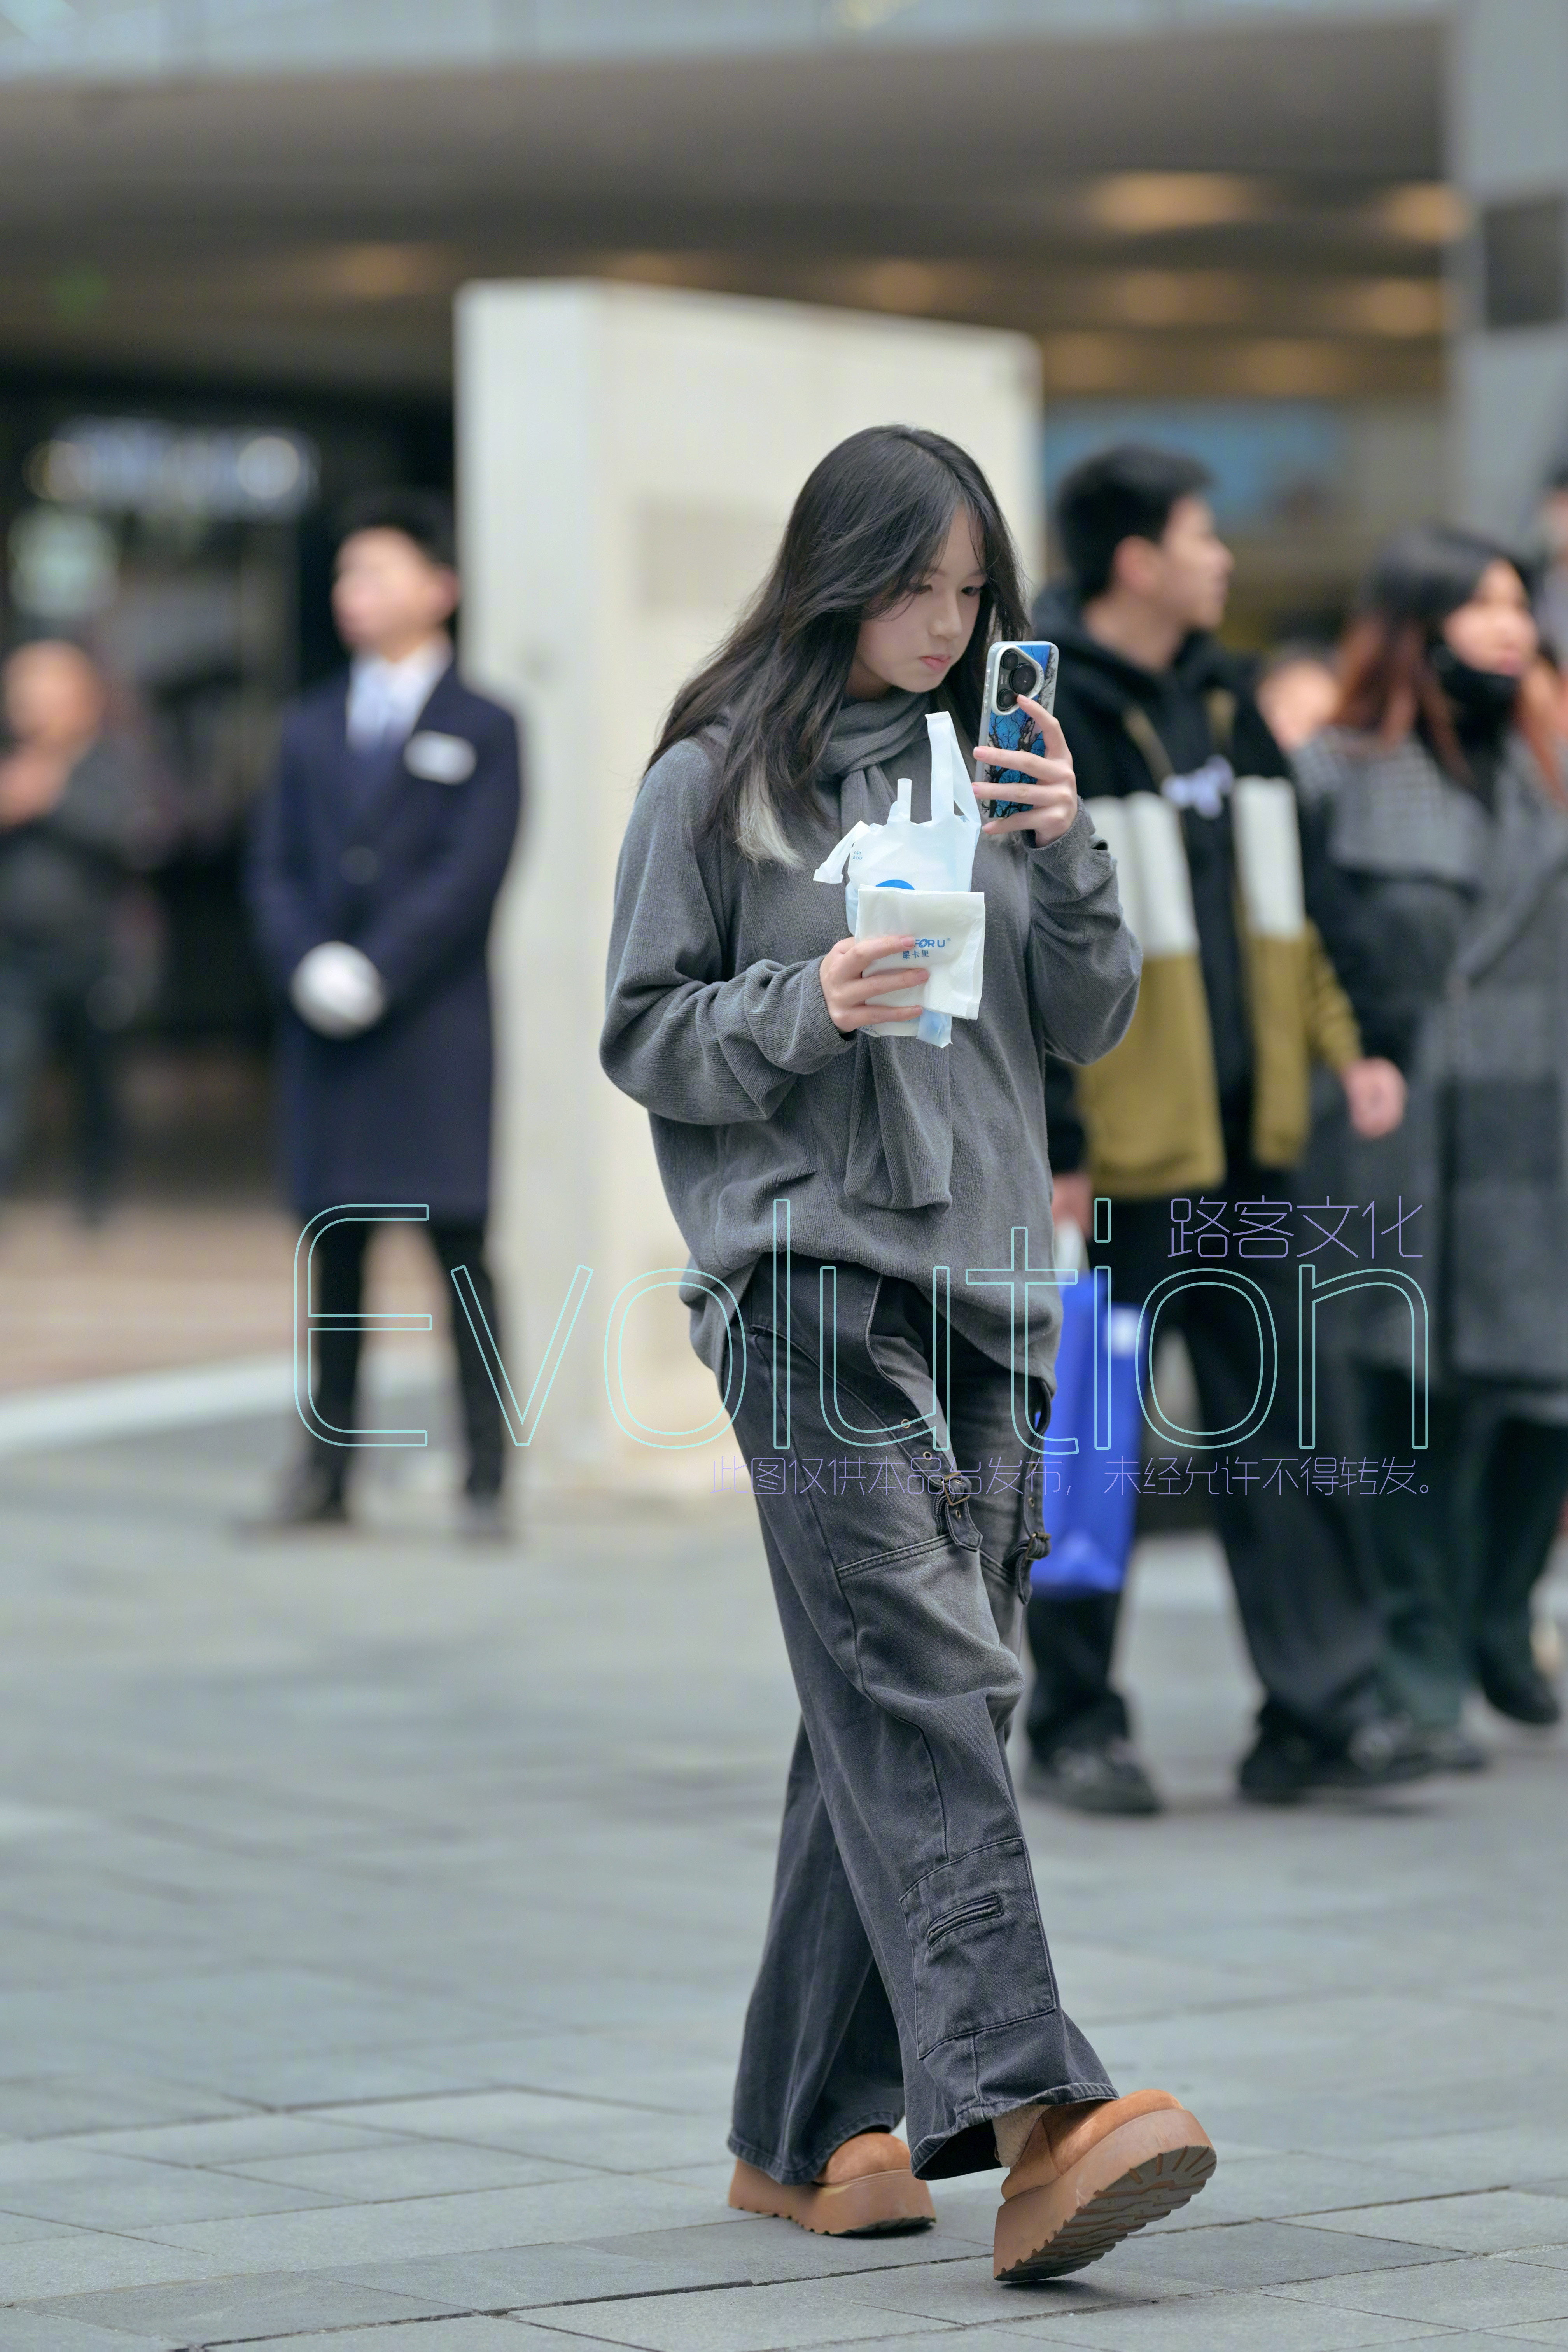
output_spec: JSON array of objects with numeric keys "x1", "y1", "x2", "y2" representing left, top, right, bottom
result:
[{"x1": 976, "y1": 640, "x2": 1059, "y2": 819}]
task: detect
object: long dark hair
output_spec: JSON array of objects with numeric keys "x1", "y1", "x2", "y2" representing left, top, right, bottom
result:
[
  {"x1": 1334, "y1": 523, "x2": 1561, "y2": 795},
  {"x1": 649, "y1": 425, "x2": 1030, "y2": 863}
]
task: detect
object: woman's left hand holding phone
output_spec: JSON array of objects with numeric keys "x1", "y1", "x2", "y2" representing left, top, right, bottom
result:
[
  {"x1": 818, "y1": 934, "x2": 927, "y2": 1036},
  {"x1": 973, "y1": 695, "x2": 1079, "y2": 845}
]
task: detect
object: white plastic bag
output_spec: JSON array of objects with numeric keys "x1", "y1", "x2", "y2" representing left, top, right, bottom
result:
[
  {"x1": 814, "y1": 710, "x2": 985, "y2": 1045},
  {"x1": 854, "y1": 885, "x2": 986, "y2": 1045},
  {"x1": 814, "y1": 709, "x2": 982, "y2": 917}
]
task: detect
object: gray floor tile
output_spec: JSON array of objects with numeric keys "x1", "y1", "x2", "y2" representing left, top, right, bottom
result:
[
  {"x1": 1149, "y1": 2153, "x2": 1447, "y2": 2233},
  {"x1": 1382, "y1": 2339, "x2": 1566, "y2": 2351},
  {"x1": 640, "y1": 2158, "x2": 753, "y2": 2194},
  {"x1": 812, "y1": 2334, "x2": 1071, "y2": 2352},
  {"x1": 0, "y1": 2145, "x2": 164, "y2": 2189},
  {"x1": 0, "y1": 2211, "x2": 78, "y2": 2245},
  {"x1": 1058, "y1": 2220, "x2": 1463, "y2": 2292},
  {"x1": 579, "y1": 2217, "x2": 989, "y2": 2287},
  {"x1": 145, "y1": 2051, "x2": 494, "y2": 2110},
  {"x1": 910, "y1": 2176, "x2": 1001, "y2": 2245},
  {"x1": 306, "y1": 2088, "x2": 725, "y2": 2170},
  {"x1": 840, "y1": 2252, "x2": 1203, "y2": 2327},
  {"x1": 323, "y1": 2240, "x2": 701, "y2": 2309},
  {"x1": 13, "y1": 2272, "x2": 468, "y2": 2342},
  {"x1": 0, "y1": 2236, "x2": 238, "y2": 2301},
  {"x1": 602, "y1": 2211, "x2": 982, "y2": 2267},
  {"x1": 0, "y1": 2077, "x2": 247, "y2": 2140},
  {"x1": 1319, "y1": 2194, "x2": 1568, "y2": 2255},
  {"x1": 534, "y1": 2276, "x2": 956, "y2": 2349},
  {"x1": 0, "y1": 2314, "x2": 185, "y2": 2351},
  {"x1": 396, "y1": 2032, "x2": 740, "y2": 2116},
  {"x1": 1194, "y1": 2091, "x2": 1549, "y2": 2161},
  {"x1": 28, "y1": 1965, "x2": 509, "y2": 2053},
  {"x1": 0, "y1": 1452, "x2": 1563, "y2": 2352},
  {"x1": 1272, "y1": 2254, "x2": 1568, "y2": 2327},
  {"x1": 218, "y1": 2140, "x2": 585, "y2": 2199},
  {"x1": 59, "y1": 2115, "x2": 412, "y2": 2167},
  {"x1": 978, "y1": 2286, "x2": 1462, "y2": 2347},
  {"x1": 1354, "y1": 2131, "x2": 1568, "y2": 2190},
  {"x1": 0, "y1": 2165, "x2": 335, "y2": 2229},
  {"x1": 242, "y1": 2324, "x2": 602, "y2": 2350},
  {"x1": 133, "y1": 2173, "x2": 717, "y2": 2270}
]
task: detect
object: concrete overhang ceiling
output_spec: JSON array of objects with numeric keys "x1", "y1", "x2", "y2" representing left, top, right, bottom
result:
[{"x1": 0, "y1": 14, "x2": 1446, "y2": 392}]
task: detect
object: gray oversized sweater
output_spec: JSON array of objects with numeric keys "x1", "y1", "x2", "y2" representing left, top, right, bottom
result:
[{"x1": 600, "y1": 691, "x2": 1141, "y2": 1393}]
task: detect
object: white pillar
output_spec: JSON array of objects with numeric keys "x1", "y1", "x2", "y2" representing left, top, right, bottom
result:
[
  {"x1": 456, "y1": 281, "x2": 1040, "y2": 1494},
  {"x1": 1449, "y1": 0, "x2": 1568, "y2": 532}
]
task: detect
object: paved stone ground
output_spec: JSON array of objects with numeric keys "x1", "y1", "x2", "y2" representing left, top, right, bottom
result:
[
  {"x1": 0, "y1": 1205, "x2": 446, "y2": 1392},
  {"x1": 2, "y1": 1396, "x2": 1566, "y2": 2350}
]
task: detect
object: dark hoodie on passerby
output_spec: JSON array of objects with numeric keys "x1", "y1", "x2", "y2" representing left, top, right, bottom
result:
[{"x1": 1033, "y1": 584, "x2": 1328, "y2": 1176}]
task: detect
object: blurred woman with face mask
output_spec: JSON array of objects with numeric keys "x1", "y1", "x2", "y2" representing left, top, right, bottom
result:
[{"x1": 1295, "y1": 527, "x2": 1568, "y2": 1752}]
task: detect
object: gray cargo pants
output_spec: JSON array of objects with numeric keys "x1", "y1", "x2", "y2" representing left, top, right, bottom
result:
[{"x1": 724, "y1": 1256, "x2": 1116, "y2": 2184}]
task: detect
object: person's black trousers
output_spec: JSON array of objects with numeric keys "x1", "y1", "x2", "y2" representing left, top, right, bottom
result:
[
  {"x1": 1360, "y1": 1368, "x2": 1568, "y2": 1726},
  {"x1": 1026, "y1": 1177, "x2": 1387, "y2": 1757},
  {"x1": 305, "y1": 1215, "x2": 507, "y2": 1499},
  {"x1": 0, "y1": 936, "x2": 122, "y2": 1216}
]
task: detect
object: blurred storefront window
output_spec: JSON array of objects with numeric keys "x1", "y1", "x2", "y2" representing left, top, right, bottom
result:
[
  {"x1": 0, "y1": 375, "x2": 448, "y2": 1202},
  {"x1": 1044, "y1": 398, "x2": 1444, "y2": 642},
  {"x1": 1045, "y1": 403, "x2": 1347, "y2": 536}
]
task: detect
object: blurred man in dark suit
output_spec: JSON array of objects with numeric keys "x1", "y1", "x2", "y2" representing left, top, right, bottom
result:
[{"x1": 245, "y1": 491, "x2": 522, "y2": 1538}]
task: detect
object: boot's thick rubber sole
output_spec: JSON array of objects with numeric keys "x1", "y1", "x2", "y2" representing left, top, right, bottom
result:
[
  {"x1": 994, "y1": 2106, "x2": 1214, "y2": 2281},
  {"x1": 728, "y1": 2157, "x2": 934, "y2": 2237}
]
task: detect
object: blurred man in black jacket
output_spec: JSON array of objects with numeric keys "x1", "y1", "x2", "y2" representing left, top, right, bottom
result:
[{"x1": 1027, "y1": 447, "x2": 1422, "y2": 1811}]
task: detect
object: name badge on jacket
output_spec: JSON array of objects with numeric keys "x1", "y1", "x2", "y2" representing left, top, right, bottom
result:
[{"x1": 405, "y1": 731, "x2": 476, "y2": 784}]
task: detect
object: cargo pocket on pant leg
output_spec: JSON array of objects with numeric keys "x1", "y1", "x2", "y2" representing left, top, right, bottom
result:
[{"x1": 901, "y1": 1838, "x2": 1057, "y2": 2062}]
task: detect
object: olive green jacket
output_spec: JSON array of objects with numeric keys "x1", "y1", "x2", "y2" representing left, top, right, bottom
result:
[{"x1": 1074, "y1": 771, "x2": 1362, "y2": 1196}]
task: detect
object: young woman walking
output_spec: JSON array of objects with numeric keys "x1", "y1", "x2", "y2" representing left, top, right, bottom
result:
[
  {"x1": 601, "y1": 425, "x2": 1215, "y2": 2284},
  {"x1": 1296, "y1": 526, "x2": 1568, "y2": 1749}
]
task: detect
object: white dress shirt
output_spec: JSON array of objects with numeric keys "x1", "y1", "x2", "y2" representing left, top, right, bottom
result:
[{"x1": 345, "y1": 637, "x2": 453, "y2": 753}]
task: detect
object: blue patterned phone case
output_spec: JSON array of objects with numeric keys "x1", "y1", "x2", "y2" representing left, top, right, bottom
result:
[{"x1": 978, "y1": 640, "x2": 1059, "y2": 818}]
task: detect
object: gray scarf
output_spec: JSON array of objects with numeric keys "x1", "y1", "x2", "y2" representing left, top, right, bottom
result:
[{"x1": 817, "y1": 686, "x2": 934, "y2": 796}]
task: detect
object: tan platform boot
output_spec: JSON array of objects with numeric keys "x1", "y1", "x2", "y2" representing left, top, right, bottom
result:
[
  {"x1": 993, "y1": 2089, "x2": 1214, "y2": 2282},
  {"x1": 729, "y1": 2130, "x2": 935, "y2": 2236}
]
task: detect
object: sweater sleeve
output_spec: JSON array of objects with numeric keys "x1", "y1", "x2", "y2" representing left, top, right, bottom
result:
[
  {"x1": 1043, "y1": 1056, "x2": 1087, "y2": 1174},
  {"x1": 1232, "y1": 688, "x2": 1293, "y2": 783},
  {"x1": 1302, "y1": 921, "x2": 1363, "y2": 1071},
  {"x1": 600, "y1": 744, "x2": 853, "y2": 1125},
  {"x1": 1023, "y1": 803, "x2": 1143, "y2": 1066}
]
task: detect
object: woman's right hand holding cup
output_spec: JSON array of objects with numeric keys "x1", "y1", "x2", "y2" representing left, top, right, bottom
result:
[{"x1": 818, "y1": 934, "x2": 926, "y2": 1035}]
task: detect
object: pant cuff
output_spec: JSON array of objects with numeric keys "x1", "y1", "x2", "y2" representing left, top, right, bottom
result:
[
  {"x1": 912, "y1": 2077, "x2": 1117, "y2": 2180},
  {"x1": 727, "y1": 2114, "x2": 903, "y2": 2189}
]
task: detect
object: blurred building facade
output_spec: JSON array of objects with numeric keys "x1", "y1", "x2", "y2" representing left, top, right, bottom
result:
[{"x1": 460, "y1": 282, "x2": 1041, "y2": 1486}]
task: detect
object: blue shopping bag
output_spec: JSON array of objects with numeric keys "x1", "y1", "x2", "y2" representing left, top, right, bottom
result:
[{"x1": 1031, "y1": 1274, "x2": 1142, "y2": 1597}]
